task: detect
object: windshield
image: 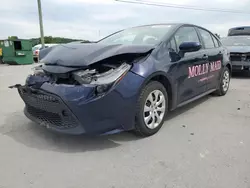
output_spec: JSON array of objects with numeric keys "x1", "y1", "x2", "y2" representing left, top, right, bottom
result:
[
  {"x1": 97, "y1": 25, "x2": 174, "y2": 45},
  {"x1": 221, "y1": 36, "x2": 250, "y2": 46}
]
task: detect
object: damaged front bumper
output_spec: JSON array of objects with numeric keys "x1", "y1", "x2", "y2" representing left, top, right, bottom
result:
[
  {"x1": 12, "y1": 71, "x2": 144, "y2": 135},
  {"x1": 18, "y1": 85, "x2": 85, "y2": 134}
]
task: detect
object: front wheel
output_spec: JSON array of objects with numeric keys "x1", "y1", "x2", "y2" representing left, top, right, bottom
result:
[
  {"x1": 134, "y1": 81, "x2": 168, "y2": 137},
  {"x1": 214, "y1": 67, "x2": 230, "y2": 96}
]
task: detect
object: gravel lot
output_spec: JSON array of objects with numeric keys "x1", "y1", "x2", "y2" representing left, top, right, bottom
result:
[{"x1": 0, "y1": 64, "x2": 250, "y2": 188}]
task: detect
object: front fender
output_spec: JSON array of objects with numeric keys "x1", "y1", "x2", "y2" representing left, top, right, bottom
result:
[{"x1": 131, "y1": 56, "x2": 177, "y2": 110}]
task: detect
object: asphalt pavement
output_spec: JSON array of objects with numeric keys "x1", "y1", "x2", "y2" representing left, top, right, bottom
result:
[{"x1": 0, "y1": 64, "x2": 250, "y2": 188}]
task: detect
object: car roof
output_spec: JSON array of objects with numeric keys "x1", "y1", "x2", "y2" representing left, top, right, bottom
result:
[
  {"x1": 222, "y1": 35, "x2": 250, "y2": 39},
  {"x1": 130, "y1": 23, "x2": 205, "y2": 28},
  {"x1": 125, "y1": 23, "x2": 212, "y2": 35},
  {"x1": 229, "y1": 26, "x2": 250, "y2": 30},
  {"x1": 113, "y1": 23, "x2": 203, "y2": 35},
  {"x1": 130, "y1": 23, "x2": 214, "y2": 38},
  {"x1": 129, "y1": 23, "x2": 184, "y2": 29}
]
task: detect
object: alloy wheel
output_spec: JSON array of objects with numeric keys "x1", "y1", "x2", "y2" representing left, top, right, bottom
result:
[
  {"x1": 222, "y1": 70, "x2": 230, "y2": 92},
  {"x1": 143, "y1": 90, "x2": 166, "y2": 129}
]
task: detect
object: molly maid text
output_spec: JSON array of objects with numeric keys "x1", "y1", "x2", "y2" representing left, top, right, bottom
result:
[{"x1": 188, "y1": 60, "x2": 221, "y2": 79}]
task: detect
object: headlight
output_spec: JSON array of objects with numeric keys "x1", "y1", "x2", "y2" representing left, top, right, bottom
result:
[
  {"x1": 73, "y1": 63, "x2": 131, "y2": 94},
  {"x1": 90, "y1": 63, "x2": 131, "y2": 85}
]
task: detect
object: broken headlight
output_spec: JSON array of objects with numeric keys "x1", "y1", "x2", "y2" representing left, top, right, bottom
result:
[{"x1": 73, "y1": 63, "x2": 131, "y2": 94}]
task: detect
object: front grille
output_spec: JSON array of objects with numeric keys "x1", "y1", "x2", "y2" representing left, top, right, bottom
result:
[
  {"x1": 26, "y1": 105, "x2": 62, "y2": 127},
  {"x1": 230, "y1": 52, "x2": 250, "y2": 61},
  {"x1": 34, "y1": 93, "x2": 59, "y2": 103},
  {"x1": 230, "y1": 53, "x2": 241, "y2": 61},
  {"x1": 18, "y1": 86, "x2": 79, "y2": 129}
]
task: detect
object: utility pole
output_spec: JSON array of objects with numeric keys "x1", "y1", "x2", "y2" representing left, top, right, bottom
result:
[{"x1": 37, "y1": 0, "x2": 45, "y2": 48}]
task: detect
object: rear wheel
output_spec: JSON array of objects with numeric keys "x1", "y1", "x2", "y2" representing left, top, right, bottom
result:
[
  {"x1": 214, "y1": 67, "x2": 230, "y2": 96},
  {"x1": 134, "y1": 81, "x2": 168, "y2": 137}
]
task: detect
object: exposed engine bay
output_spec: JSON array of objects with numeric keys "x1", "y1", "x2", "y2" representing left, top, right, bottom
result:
[
  {"x1": 29, "y1": 50, "x2": 152, "y2": 88},
  {"x1": 32, "y1": 61, "x2": 130, "y2": 86},
  {"x1": 18, "y1": 42, "x2": 155, "y2": 94}
]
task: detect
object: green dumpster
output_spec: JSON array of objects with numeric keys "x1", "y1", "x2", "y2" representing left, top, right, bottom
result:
[
  {"x1": 0, "y1": 39, "x2": 33, "y2": 65},
  {"x1": 0, "y1": 45, "x2": 2, "y2": 64}
]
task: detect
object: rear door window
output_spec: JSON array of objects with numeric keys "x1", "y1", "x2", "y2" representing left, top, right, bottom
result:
[{"x1": 198, "y1": 28, "x2": 215, "y2": 49}]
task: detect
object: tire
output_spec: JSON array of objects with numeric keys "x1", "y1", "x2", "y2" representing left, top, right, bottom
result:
[
  {"x1": 214, "y1": 67, "x2": 230, "y2": 96},
  {"x1": 134, "y1": 81, "x2": 168, "y2": 137}
]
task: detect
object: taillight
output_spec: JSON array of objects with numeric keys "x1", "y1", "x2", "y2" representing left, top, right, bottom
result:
[{"x1": 35, "y1": 50, "x2": 39, "y2": 55}]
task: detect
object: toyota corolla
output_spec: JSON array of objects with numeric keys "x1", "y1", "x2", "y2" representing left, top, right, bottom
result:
[{"x1": 10, "y1": 23, "x2": 231, "y2": 137}]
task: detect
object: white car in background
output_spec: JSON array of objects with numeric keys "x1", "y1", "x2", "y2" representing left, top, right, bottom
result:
[{"x1": 32, "y1": 44, "x2": 58, "y2": 62}]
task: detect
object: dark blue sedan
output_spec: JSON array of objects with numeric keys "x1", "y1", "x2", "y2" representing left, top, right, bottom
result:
[{"x1": 11, "y1": 23, "x2": 231, "y2": 137}]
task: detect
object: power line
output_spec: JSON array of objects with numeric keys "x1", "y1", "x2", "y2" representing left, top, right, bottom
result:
[{"x1": 115, "y1": 0, "x2": 250, "y2": 14}]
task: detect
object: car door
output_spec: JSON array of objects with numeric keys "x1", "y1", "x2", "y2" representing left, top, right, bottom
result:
[
  {"x1": 197, "y1": 28, "x2": 224, "y2": 91},
  {"x1": 169, "y1": 26, "x2": 209, "y2": 104}
]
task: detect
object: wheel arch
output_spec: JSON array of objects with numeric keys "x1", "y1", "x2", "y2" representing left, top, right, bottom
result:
[
  {"x1": 139, "y1": 71, "x2": 175, "y2": 110},
  {"x1": 226, "y1": 63, "x2": 232, "y2": 74}
]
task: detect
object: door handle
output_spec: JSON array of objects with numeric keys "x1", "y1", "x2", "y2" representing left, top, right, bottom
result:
[{"x1": 202, "y1": 54, "x2": 208, "y2": 60}]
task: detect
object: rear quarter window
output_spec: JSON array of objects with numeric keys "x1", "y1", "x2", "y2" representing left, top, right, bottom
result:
[{"x1": 211, "y1": 35, "x2": 220, "y2": 48}]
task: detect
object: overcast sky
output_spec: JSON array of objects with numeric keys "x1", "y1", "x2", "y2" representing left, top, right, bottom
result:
[{"x1": 1, "y1": 0, "x2": 250, "y2": 40}]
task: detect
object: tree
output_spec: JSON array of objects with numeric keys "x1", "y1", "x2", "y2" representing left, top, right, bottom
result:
[
  {"x1": 44, "y1": 36, "x2": 53, "y2": 43},
  {"x1": 30, "y1": 36, "x2": 86, "y2": 46},
  {"x1": 8, "y1": 36, "x2": 18, "y2": 40}
]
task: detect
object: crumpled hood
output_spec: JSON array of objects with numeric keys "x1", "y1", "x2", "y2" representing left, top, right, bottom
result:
[
  {"x1": 39, "y1": 43, "x2": 154, "y2": 68},
  {"x1": 226, "y1": 46, "x2": 250, "y2": 53}
]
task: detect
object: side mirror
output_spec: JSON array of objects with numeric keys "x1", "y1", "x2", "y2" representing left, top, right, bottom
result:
[{"x1": 179, "y1": 42, "x2": 202, "y2": 53}]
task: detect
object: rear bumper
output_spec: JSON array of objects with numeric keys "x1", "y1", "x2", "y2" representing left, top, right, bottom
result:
[
  {"x1": 17, "y1": 72, "x2": 144, "y2": 135},
  {"x1": 231, "y1": 61, "x2": 250, "y2": 71}
]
